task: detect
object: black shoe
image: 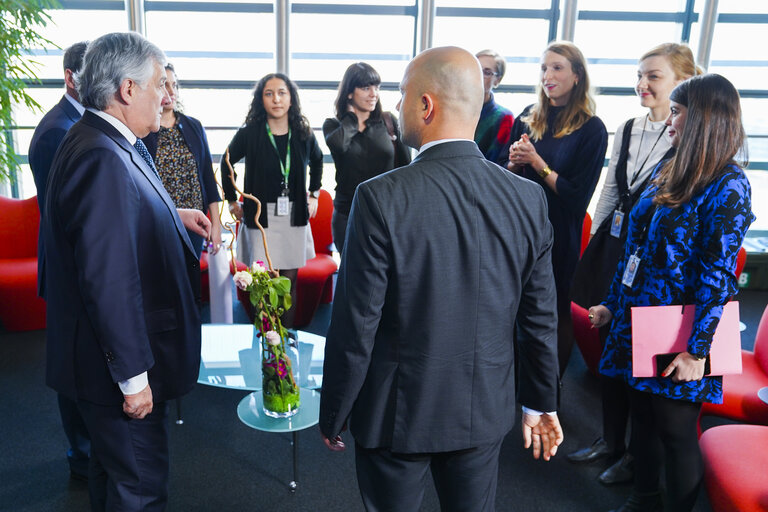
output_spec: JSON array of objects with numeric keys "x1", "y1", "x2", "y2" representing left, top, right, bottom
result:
[
  {"x1": 608, "y1": 491, "x2": 662, "y2": 512},
  {"x1": 599, "y1": 453, "x2": 634, "y2": 485},
  {"x1": 567, "y1": 438, "x2": 612, "y2": 464}
]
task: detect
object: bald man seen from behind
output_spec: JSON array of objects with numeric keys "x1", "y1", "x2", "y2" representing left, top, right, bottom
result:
[{"x1": 319, "y1": 46, "x2": 564, "y2": 512}]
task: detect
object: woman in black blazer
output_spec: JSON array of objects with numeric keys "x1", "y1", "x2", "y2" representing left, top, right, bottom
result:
[{"x1": 142, "y1": 63, "x2": 222, "y2": 258}]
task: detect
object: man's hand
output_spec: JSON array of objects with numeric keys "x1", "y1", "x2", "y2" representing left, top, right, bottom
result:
[
  {"x1": 523, "y1": 412, "x2": 563, "y2": 461},
  {"x1": 123, "y1": 384, "x2": 153, "y2": 419},
  {"x1": 321, "y1": 433, "x2": 346, "y2": 452},
  {"x1": 228, "y1": 201, "x2": 244, "y2": 222},
  {"x1": 176, "y1": 208, "x2": 211, "y2": 238}
]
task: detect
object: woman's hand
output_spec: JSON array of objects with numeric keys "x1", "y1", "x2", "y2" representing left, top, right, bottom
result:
[
  {"x1": 509, "y1": 134, "x2": 546, "y2": 170},
  {"x1": 308, "y1": 195, "x2": 319, "y2": 218},
  {"x1": 661, "y1": 352, "x2": 706, "y2": 382},
  {"x1": 228, "y1": 201, "x2": 243, "y2": 222},
  {"x1": 588, "y1": 305, "x2": 612, "y2": 328}
]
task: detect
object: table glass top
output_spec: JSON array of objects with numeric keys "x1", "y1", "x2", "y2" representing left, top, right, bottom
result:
[
  {"x1": 237, "y1": 388, "x2": 321, "y2": 433},
  {"x1": 198, "y1": 324, "x2": 325, "y2": 391}
]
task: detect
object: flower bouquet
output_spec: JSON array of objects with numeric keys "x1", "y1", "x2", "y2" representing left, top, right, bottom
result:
[{"x1": 233, "y1": 262, "x2": 300, "y2": 418}]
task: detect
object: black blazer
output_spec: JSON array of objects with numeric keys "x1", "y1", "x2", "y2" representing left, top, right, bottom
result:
[
  {"x1": 221, "y1": 122, "x2": 323, "y2": 229},
  {"x1": 28, "y1": 94, "x2": 82, "y2": 298},
  {"x1": 43, "y1": 111, "x2": 202, "y2": 406},
  {"x1": 320, "y1": 140, "x2": 560, "y2": 453},
  {"x1": 142, "y1": 112, "x2": 221, "y2": 212}
]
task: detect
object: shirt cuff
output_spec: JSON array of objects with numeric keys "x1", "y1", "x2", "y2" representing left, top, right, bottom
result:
[
  {"x1": 118, "y1": 372, "x2": 148, "y2": 396},
  {"x1": 522, "y1": 406, "x2": 557, "y2": 416}
]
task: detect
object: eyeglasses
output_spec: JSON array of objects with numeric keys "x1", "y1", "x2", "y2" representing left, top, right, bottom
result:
[{"x1": 482, "y1": 68, "x2": 499, "y2": 77}]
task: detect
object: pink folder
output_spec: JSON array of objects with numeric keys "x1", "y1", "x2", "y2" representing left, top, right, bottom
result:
[{"x1": 631, "y1": 301, "x2": 743, "y2": 377}]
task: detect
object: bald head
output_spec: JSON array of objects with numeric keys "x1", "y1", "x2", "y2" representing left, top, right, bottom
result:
[{"x1": 397, "y1": 46, "x2": 484, "y2": 148}]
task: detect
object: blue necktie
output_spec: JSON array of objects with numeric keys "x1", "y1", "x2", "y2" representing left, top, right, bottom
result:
[{"x1": 133, "y1": 139, "x2": 159, "y2": 177}]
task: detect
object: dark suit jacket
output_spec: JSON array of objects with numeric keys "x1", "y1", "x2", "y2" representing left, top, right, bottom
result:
[
  {"x1": 28, "y1": 94, "x2": 82, "y2": 297},
  {"x1": 43, "y1": 111, "x2": 202, "y2": 406},
  {"x1": 319, "y1": 140, "x2": 560, "y2": 453},
  {"x1": 142, "y1": 112, "x2": 221, "y2": 212}
]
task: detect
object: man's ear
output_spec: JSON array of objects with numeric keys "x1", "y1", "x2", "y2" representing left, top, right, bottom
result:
[
  {"x1": 116, "y1": 78, "x2": 135, "y2": 106},
  {"x1": 421, "y1": 93, "x2": 435, "y2": 123},
  {"x1": 63, "y1": 69, "x2": 76, "y2": 91}
]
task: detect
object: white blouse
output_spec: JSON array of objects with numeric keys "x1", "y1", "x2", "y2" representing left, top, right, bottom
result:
[{"x1": 591, "y1": 115, "x2": 672, "y2": 233}]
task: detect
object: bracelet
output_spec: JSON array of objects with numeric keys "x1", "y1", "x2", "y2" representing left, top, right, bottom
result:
[{"x1": 538, "y1": 165, "x2": 553, "y2": 179}]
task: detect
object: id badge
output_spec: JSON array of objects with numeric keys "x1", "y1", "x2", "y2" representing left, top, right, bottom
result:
[
  {"x1": 276, "y1": 195, "x2": 289, "y2": 216},
  {"x1": 610, "y1": 210, "x2": 624, "y2": 238},
  {"x1": 622, "y1": 254, "x2": 641, "y2": 288}
]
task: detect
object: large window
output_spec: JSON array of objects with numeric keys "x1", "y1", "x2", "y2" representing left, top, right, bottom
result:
[{"x1": 6, "y1": 0, "x2": 768, "y2": 232}]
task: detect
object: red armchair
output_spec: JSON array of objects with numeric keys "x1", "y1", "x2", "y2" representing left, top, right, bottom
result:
[
  {"x1": 700, "y1": 424, "x2": 768, "y2": 511},
  {"x1": 0, "y1": 196, "x2": 46, "y2": 331},
  {"x1": 294, "y1": 189, "x2": 337, "y2": 327},
  {"x1": 698, "y1": 303, "x2": 768, "y2": 434}
]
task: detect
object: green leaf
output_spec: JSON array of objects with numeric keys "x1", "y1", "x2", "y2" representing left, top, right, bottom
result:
[
  {"x1": 272, "y1": 276, "x2": 292, "y2": 295},
  {"x1": 283, "y1": 293, "x2": 292, "y2": 311},
  {"x1": 269, "y1": 287, "x2": 277, "y2": 308}
]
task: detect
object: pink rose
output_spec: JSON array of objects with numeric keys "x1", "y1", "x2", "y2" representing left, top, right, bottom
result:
[
  {"x1": 265, "y1": 330, "x2": 281, "y2": 346},
  {"x1": 252, "y1": 261, "x2": 266, "y2": 273},
  {"x1": 233, "y1": 270, "x2": 253, "y2": 290}
]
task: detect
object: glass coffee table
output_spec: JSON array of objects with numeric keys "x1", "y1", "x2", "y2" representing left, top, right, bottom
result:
[
  {"x1": 198, "y1": 323, "x2": 325, "y2": 390},
  {"x1": 197, "y1": 324, "x2": 326, "y2": 491}
]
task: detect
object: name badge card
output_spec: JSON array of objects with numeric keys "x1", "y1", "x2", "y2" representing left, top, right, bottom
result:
[
  {"x1": 610, "y1": 210, "x2": 624, "y2": 238},
  {"x1": 622, "y1": 254, "x2": 641, "y2": 288},
  {"x1": 276, "y1": 195, "x2": 289, "y2": 216}
]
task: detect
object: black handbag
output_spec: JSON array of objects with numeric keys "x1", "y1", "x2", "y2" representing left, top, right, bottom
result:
[{"x1": 570, "y1": 119, "x2": 674, "y2": 308}]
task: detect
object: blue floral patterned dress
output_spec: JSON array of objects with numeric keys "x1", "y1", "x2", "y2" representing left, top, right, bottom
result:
[{"x1": 599, "y1": 164, "x2": 754, "y2": 403}]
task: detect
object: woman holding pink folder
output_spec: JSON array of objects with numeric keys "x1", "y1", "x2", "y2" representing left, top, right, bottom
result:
[{"x1": 589, "y1": 74, "x2": 754, "y2": 512}]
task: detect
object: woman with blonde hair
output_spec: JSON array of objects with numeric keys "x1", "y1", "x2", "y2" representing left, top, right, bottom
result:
[
  {"x1": 506, "y1": 41, "x2": 608, "y2": 376},
  {"x1": 567, "y1": 43, "x2": 700, "y2": 485}
]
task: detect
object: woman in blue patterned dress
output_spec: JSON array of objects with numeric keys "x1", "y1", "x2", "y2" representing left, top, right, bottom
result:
[{"x1": 589, "y1": 74, "x2": 754, "y2": 512}]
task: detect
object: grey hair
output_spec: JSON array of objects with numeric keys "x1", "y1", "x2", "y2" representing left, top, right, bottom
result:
[{"x1": 76, "y1": 32, "x2": 166, "y2": 110}]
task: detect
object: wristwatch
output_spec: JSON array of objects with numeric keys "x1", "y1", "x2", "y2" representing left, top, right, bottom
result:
[
  {"x1": 309, "y1": 191, "x2": 319, "y2": 199},
  {"x1": 538, "y1": 165, "x2": 553, "y2": 179}
]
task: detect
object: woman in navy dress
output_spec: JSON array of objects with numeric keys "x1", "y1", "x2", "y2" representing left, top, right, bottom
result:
[
  {"x1": 506, "y1": 41, "x2": 608, "y2": 375},
  {"x1": 589, "y1": 74, "x2": 754, "y2": 512}
]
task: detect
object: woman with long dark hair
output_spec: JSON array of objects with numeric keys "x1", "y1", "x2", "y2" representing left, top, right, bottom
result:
[
  {"x1": 590, "y1": 74, "x2": 754, "y2": 512},
  {"x1": 323, "y1": 62, "x2": 410, "y2": 254},
  {"x1": 142, "y1": 63, "x2": 222, "y2": 257},
  {"x1": 567, "y1": 43, "x2": 700, "y2": 485},
  {"x1": 222, "y1": 73, "x2": 323, "y2": 328},
  {"x1": 505, "y1": 41, "x2": 608, "y2": 376}
]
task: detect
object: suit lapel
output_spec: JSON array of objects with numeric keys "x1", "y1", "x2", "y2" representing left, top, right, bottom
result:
[{"x1": 82, "y1": 111, "x2": 197, "y2": 257}]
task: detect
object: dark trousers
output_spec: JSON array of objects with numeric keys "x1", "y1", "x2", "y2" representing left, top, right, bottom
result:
[
  {"x1": 331, "y1": 210, "x2": 349, "y2": 256},
  {"x1": 629, "y1": 389, "x2": 703, "y2": 511},
  {"x1": 78, "y1": 400, "x2": 170, "y2": 512},
  {"x1": 58, "y1": 393, "x2": 91, "y2": 475},
  {"x1": 601, "y1": 376, "x2": 631, "y2": 456},
  {"x1": 355, "y1": 437, "x2": 504, "y2": 512}
]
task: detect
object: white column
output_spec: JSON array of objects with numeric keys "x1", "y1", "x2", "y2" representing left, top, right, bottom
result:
[
  {"x1": 276, "y1": 0, "x2": 290, "y2": 75},
  {"x1": 560, "y1": 0, "x2": 578, "y2": 41},
  {"x1": 417, "y1": 0, "x2": 436, "y2": 53},
  {"x1": 125, "y1": 0, "x2": 145, "y2": 35},
  {"x1": 696, "y1": 0, "x2": 719, "y2": 71}
]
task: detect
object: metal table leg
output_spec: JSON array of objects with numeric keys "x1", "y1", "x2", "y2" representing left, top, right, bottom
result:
[{"x1": 289, "y1": 431, "x2": 298, "y2": 492}]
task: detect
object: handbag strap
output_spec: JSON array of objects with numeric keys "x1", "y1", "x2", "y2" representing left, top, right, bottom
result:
[{"x1": 614, "y1": 118, "x2": 635, "y2": 212}]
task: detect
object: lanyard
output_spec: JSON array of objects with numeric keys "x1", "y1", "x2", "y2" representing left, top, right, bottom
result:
[
  {"x1": 265, "y1": 122, "x2": 291, "y2": 187},
  {"x1": 630, "y1": 116, "x2": 667, "y2": 188}
]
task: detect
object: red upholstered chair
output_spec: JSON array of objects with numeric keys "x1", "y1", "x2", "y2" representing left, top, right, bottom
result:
[
  {"x1": 0, "y1": 196, "x2": 46, "y2": 331},
  {"x1": 294, "y1": 189, "x2": 337, "y2": 327},
  {"x1": 571, "y1": 212, "x2": 600, "y2": 375},
  {"x1": 580, "y1": 212, "x2": 591, "y2": 257},
  {"x1": 698, "y1": 304, "x2": 768, "y2": 436},
  {"x1": 700, "y1": 424, "x2": 768, "y2": 511},
  {"x1": 736, "y1": 246, "x2": 747, "y2": 279}
]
